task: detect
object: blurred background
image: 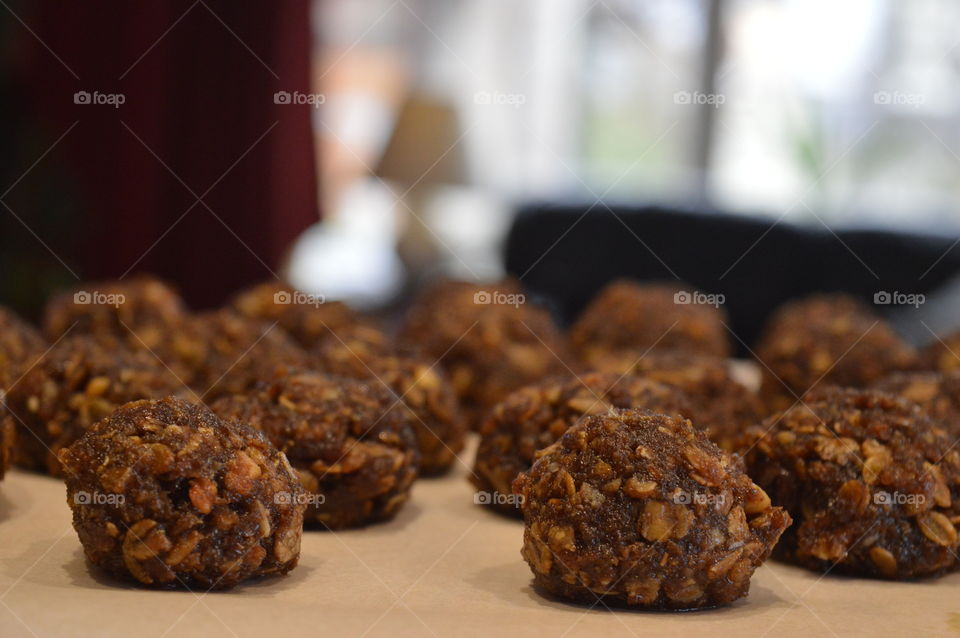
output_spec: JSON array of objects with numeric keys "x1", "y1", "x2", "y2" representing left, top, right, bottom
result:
[{"x1": 2, "y1": 0, "x2": 960, "y2": 343}]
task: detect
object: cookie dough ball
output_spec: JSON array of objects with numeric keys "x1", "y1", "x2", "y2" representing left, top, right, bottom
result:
[
  {"x1": 588, "y1": 348, "x2": 763, "y2": 450},
  {"x1": 569, "y1": 280, "x2": 731, "y2": 364},
  {"x1": 43, "y1": 276, "x2": 187, "y2": 351},
  {"x1": 398, "y1": 279, "x2": 568, "y2": 427},
  {"x1": 755, "y1": 295, "x2": 917, "y2": 413},
  {"x1": 473, "y1": 372, "x2": 696, "y2": 515},
  {"x1": 211, "y1": 371, "x2": 420, "y2": 529},
  {"x1": 741, "y1": 388, "x2": 960, "y2": 579},
  {"x1": 58, "y1": 398, "x2": 305, "y2": 590},
  {"x1": 8, "y1": 336, "x2": 182, "y2": 475},
  {"x1": 0, "y1": 307, "x2": 46, "y2": 387},
  {"x1": 313, "y1": 324, "x2": 466, "y2": 475},
  {"x1": 514, "y1": 409, "x2": 790, "y2": 609},
  {"x1": 231, "y1": 281, "x2": 364, "y2": 348},
  {"x1": 874, "y1": 371, "x2": 960, "y2": 436},
  {"x1": 175, "y1": 311, "x2": 311, "y2": 400},
  {"x1": 920, "y1": 330, "x2": 960, "y2": 372}
]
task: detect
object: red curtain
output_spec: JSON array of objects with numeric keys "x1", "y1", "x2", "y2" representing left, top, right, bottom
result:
[{"x1": 10, "y1": 0, "x2": 318, "y2": 309}]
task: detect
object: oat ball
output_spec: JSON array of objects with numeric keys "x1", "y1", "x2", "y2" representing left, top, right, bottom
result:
[
  {"x1": 874, "y1": 371, "x2": 960, "y2": 436},
  {"x1": 741, "y1": 388, "x2": 960, "y2": 579},
  {"x1": 231, "y1": 281, "x2": 364, "y2": 348},
  {"x1": 313, "y1": 324, "x2": 466, "y2": 476},
  {"x1": 211, "y1": 371, "x2": 420, "y2": 529},
  {"x1": 569, "y1": 280, "x2": 731, "y2": 364},
  {"x1": 473, "y1": 372, "x2": 696, "y2": 516},
  {"x1": 58, "y1": 398, "x2": 305, "y2": 590},
  {"x1": 920, "y1": 331, "x2": 960, "y2": 372},
  {"x1": 0, "y1": 306, "x2": 46, "y2": 388},
  {"x1": 588, "y1": 348, "x2": 764, "y2": 450},
  {"x1": 7, "y1": 336, "x2": 183, "y2": 476},
  {"x1": 43, "y1": 276, "x2": 187, "y2": 351},
  {"x1": 0, "y1": 400, "x2": 14, "y2": 481},
  {"x1": 754, "y1": 294, "x2": 917, "y2": 413},
  {"x1": 398, "y1": 279, "x2": 568, "y2": 427},
  {"x1": 174, "y1": 311, "x2": 312, "y2": 400},
  {"x1": 514, "y1": 409, "x2": 790, "y2": 609}
]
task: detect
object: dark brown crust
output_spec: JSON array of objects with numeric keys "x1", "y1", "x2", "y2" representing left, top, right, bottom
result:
[
  {"x1": 211, "y1": 372, "x2": 420, "y2": 529},
  {"x1": 874, "y1": 371, "x2": 960, "y2": 437},
  {"x1": 8, "y1": 336, "x2": 183, "y2": 476},
  {"x1": 569, "y1": 280, "x2": 731, "y2": 362},
  {"x1": 398, "y1": 279, "x2": 568, "y2": 428},
  {"x1": 514, "y1": 409, "x2": 790, "y2": 609},
  {"x1": 587, "y1": 348, "x2": 763, "y2": 450},
  {"x1": 58, "y1": 398, "x2": 305, "y2": 590},
  {"x1": 0, "y1": 306, "x2": 46, "y2": 389},
  {"x1": 313, "y1": 324, "x2": 466, "y2": 475},
  {"x1": 472, "y1": 372, "x2": 697, "y2": 516},
  {"x1": 231, "y1": 281, "x2": 365, "y2": 348},
  {"x1": 754, "y1": 294, "x2": 917, "y2": 413},
  {"x1": 741, "y1": 387, "x2": 960, "y2": 579},
  {"x1": 42, "y1": 276, "x2": 187, "y2": 351},
  {"x1": 920, "y1": 331, "x2": 960, "y2": 373},
  {"x1": 173, "y1": 311, "x2": 312, "y2": 400}
]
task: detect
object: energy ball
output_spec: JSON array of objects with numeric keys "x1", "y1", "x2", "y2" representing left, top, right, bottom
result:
[
  {"x1": 0, "y1": 306, "x2": 46, "y2": 388},
  {"x1": 211, "y1": 371, "x2": 420, "y2": 529},
  {"x1": 741, "y1": 388, "x2": 960, "y2": 579},
  {"x1": 43, "y1": 276, "x2": 187, "y2": 351},
  {"x1": 0, "y1": 400, "x2": 14, "y2": 481},
  {"x1": 398, "y1": 279, "x2": 568, "y2": 427},
  {"x1": 754, "y1": 294, "x2": 917, "y2": 413},
  {"x1": 588, "y1": 348, "x2": 764, "y2": 450},
  {"x1": 514, "y1": 409, "x2": 790, "y2": 609},
  {"x1": 175, "y1": 311, "x2": 311, "y2": 400},
  {"x1": 58, "y1": 398, "x2": 305, "y2": 590},
  {"x1": 569, "y1": 280, "x2": 731, "y2": 365},
  {"x1": 473, "y1": 372, "x2": 697, "y2": 515},
  {"x1": 874, "y1": 371, "x2": 960, "y2": 435},
  {"x1": 8, "y1": 336, "x2": 182, "y2": 476},
  {"x1": 231, "y1": 281, "x2": 364, "y2": 348},
  {"x1": 313, "y1": 324, "x2": 466, "y2": 476},
  {"x1": 920, "y1": 330, "x2": 960, "y2": 372}
]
